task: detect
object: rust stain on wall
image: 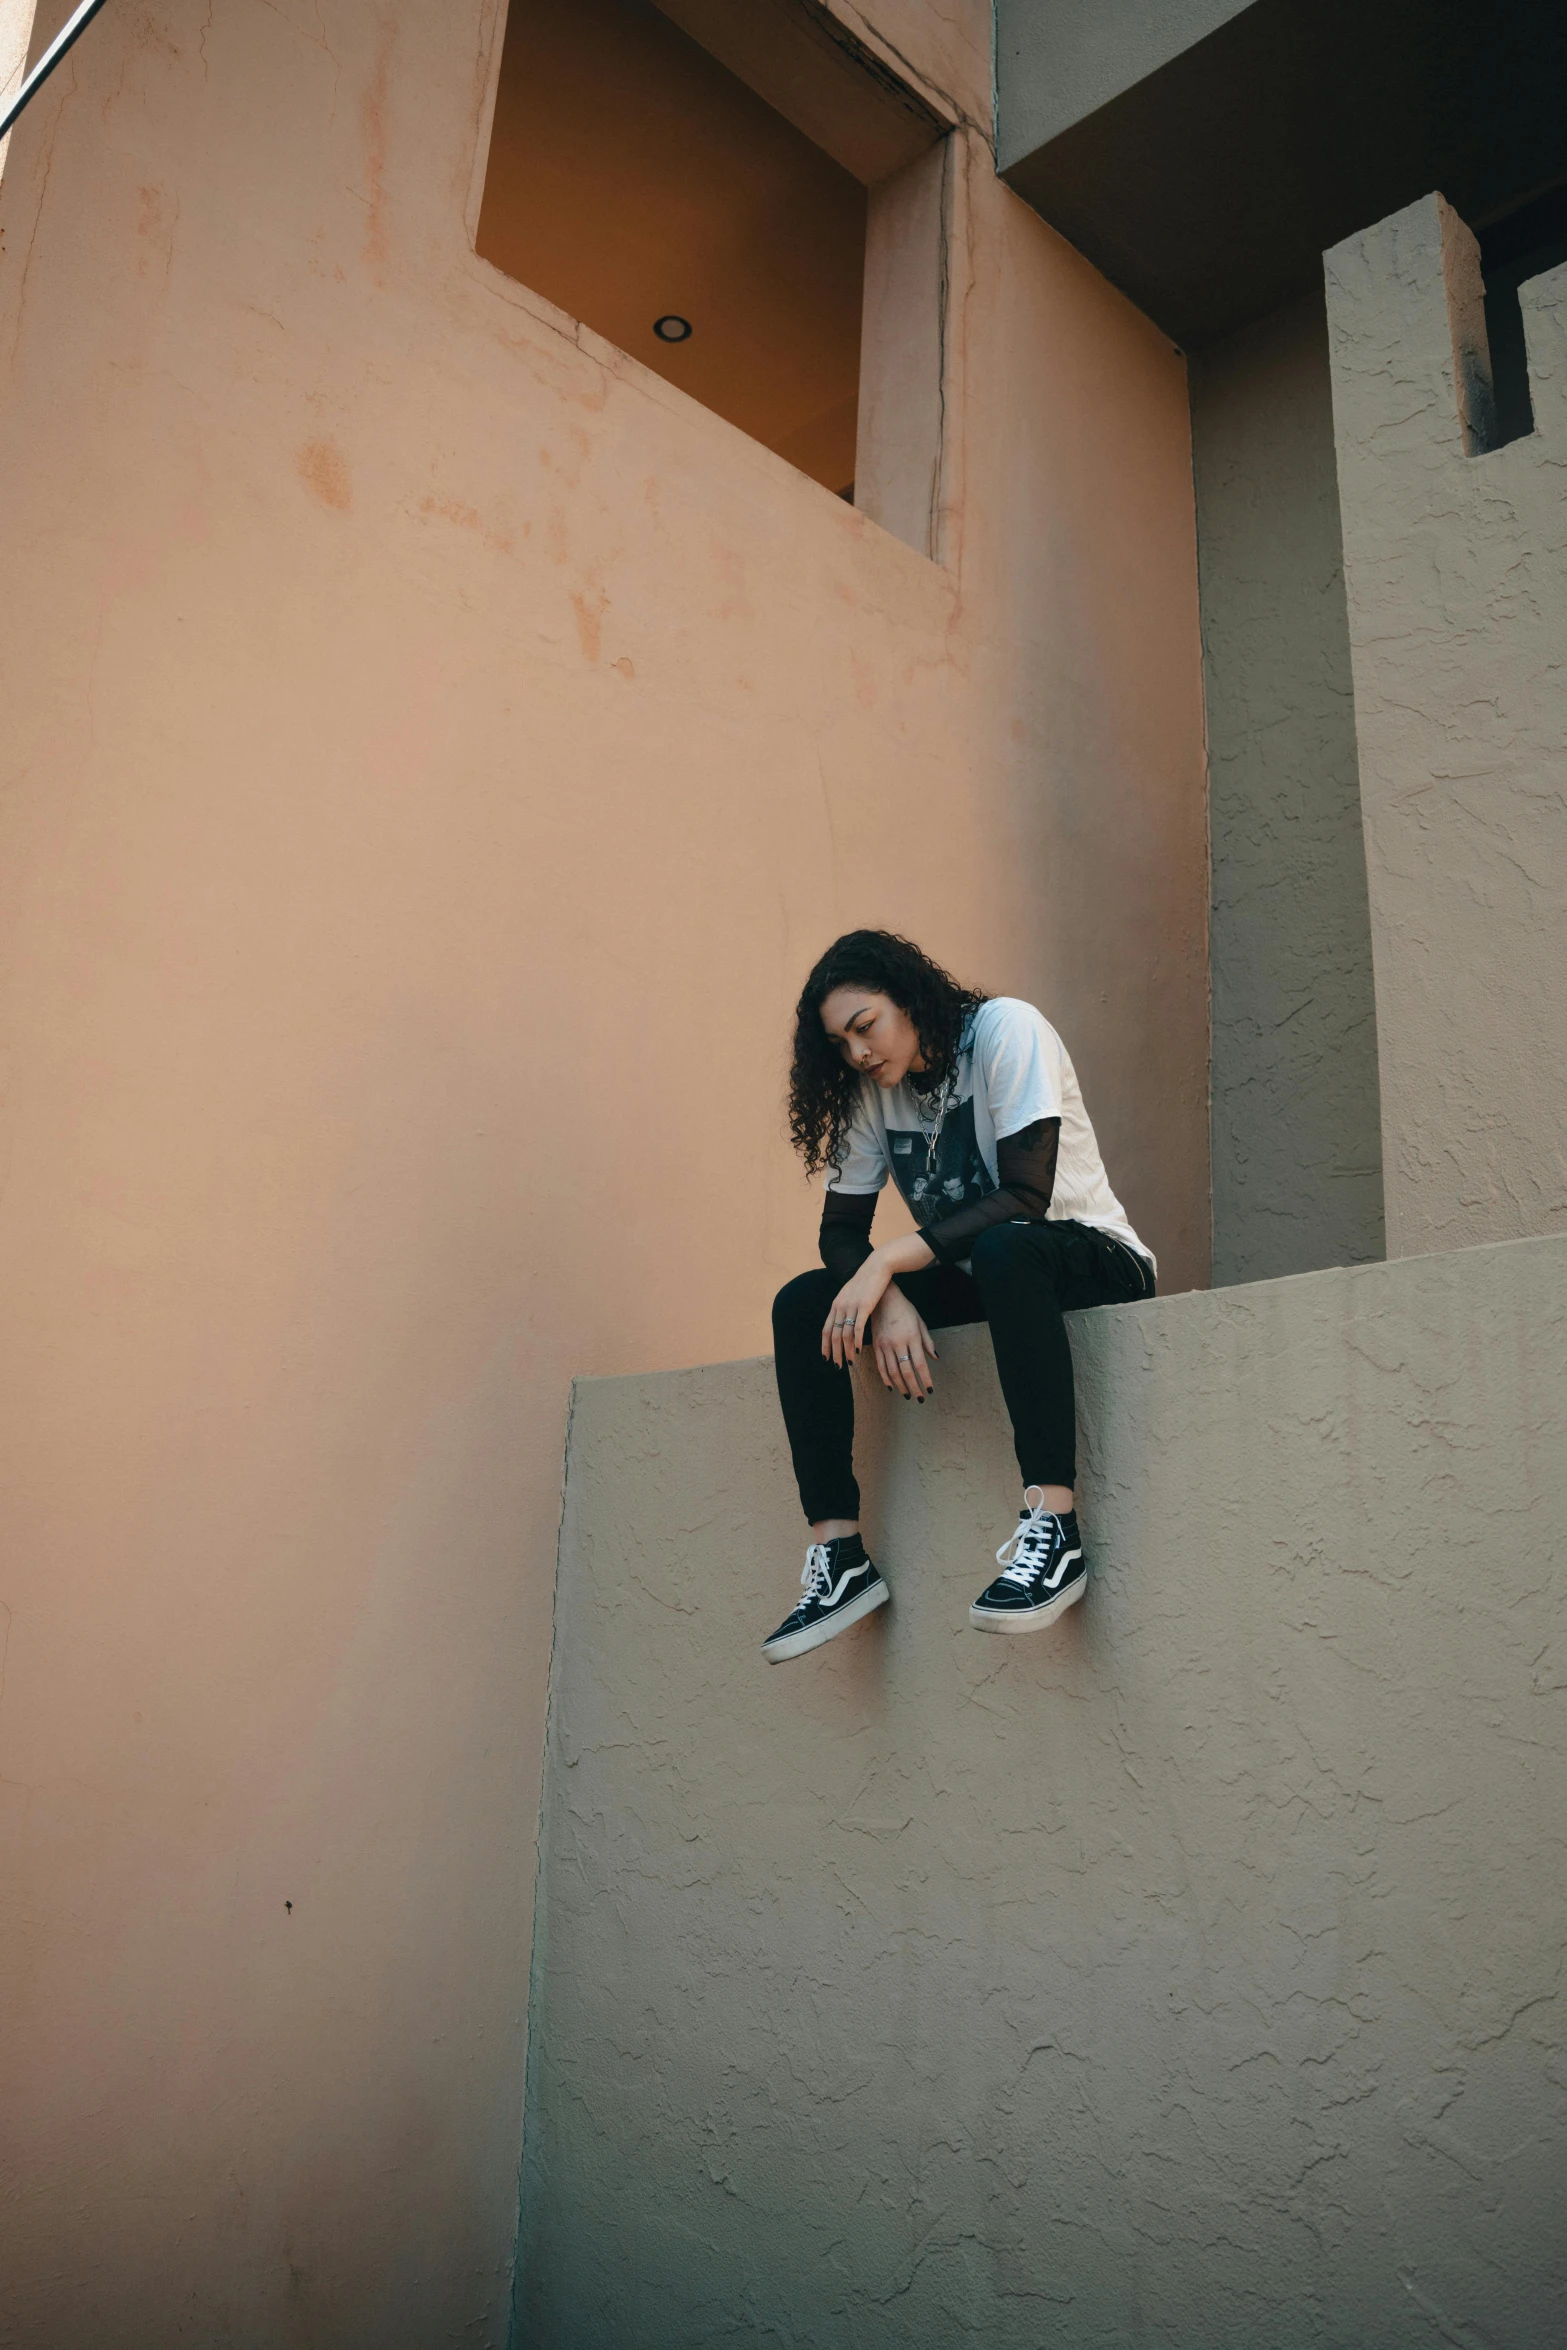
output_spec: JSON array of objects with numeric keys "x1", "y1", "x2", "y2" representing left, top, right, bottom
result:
[
  {"x1": 570, "y1": 586, "x2": 608, "y2": 663},
  {"x1": 297, "y1": 440, "x2": 352, "y2": 512},
  {"x1": 418, "y1": 493, "x2": 515, "y2": 556}
]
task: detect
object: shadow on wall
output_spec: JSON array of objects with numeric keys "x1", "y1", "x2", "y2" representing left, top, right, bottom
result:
[{"x1": 1192, "y1": 284, "x2": 1385, "y2": 1290}]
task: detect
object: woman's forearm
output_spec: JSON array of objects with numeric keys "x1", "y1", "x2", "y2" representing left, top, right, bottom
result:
[{"x1": 874, "y1": 1233, "x2": 936, "y2": 1277}]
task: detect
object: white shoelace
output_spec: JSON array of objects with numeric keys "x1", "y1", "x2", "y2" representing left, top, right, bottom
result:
[
  {"x1": 801, "y1": 1542, "x2": 834, "y2": 1601},
  {"x1": 995, "y1": 1498, "x2": 1059, "y2": 1586}
]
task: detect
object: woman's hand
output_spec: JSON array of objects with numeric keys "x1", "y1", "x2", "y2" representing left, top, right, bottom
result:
[
  {"x1": 870, "y1": 1287, "x2": 938, "y2": 1400},
  {"x1": 821, "y1": 1253, "x2": 894, "y2": 1367}
]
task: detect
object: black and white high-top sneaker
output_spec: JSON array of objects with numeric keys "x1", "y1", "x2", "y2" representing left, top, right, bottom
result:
[
  {"x1": 763, "y1": 1535, "x2": 888, "y2": 1663},
  {"x1": 969, "y1": 1492, "x2": 1086, "y2": 1633}
]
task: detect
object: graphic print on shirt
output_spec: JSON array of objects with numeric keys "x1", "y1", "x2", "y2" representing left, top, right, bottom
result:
[{"x1": 885, "y1": 1096, "x2": 994, "y2": 1223}]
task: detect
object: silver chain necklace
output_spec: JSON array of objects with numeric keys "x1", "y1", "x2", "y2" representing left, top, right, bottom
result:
[
  {"x1": 916, "y1": 1011, "x2": 976, "y2": 1173},
  {"x1": 919, "y1": 1069, "x2": 957, "y2": 1173}
]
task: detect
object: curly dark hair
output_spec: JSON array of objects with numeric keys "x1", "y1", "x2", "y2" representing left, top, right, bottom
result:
[{"x1": 787, "y1": 930, "x2": 988, "y2": 1177}]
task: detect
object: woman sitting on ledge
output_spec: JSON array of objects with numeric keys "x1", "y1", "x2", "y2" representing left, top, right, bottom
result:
[{"x1": 764, "y1": 930, "x2": 1155, "y2": 1664}]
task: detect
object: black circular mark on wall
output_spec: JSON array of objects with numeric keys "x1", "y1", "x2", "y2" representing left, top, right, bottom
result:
[{"x1": 653, "y1": 315, "x2": 693, "y2": 343}]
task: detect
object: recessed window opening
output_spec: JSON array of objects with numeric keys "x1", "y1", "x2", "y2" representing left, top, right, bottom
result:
[
  {"x1": 478, "y1": 0, "x2": 871, "y2": 495},
  {"x1": 476, "y1": 0, "x2": 950, "y2": 527},
  {"x1": 1478, "y1": 180, "x2": 1567, "y2": 450}
]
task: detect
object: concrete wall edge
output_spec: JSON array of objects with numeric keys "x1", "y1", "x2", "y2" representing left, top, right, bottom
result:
[{"x1": 563, "y1": 1228, "x2": 1567, "y2": 1406}]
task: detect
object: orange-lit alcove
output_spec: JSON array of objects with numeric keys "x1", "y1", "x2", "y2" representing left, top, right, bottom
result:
[{"x1": 477, "y1": 0, "x2": 944, "y2": 498}]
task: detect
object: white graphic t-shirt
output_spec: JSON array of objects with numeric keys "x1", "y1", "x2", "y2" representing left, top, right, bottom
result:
[{"x1": 827, "y1": 997, "x2": 1153, "y2": 1269}]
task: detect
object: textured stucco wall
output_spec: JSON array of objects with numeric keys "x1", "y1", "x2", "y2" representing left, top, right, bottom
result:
[
  {"x1": 0, "y1": 0, "x2": 1205, "y2": 2340},
  {"x1": 1326, "y1": 196, "x2": 1567, "y2": 1258},
  {"x1": 523, "y1": 1234, "x2": 1567, "y2": 2345},
  {"x1": 993, "y1": 0, "x2": 1251, "y2": 169},
  {"x1": 1192, "y1": 288, "x2": 1384, "y2": 1285}
]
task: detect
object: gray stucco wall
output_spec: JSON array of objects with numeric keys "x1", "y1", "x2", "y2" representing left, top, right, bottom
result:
[
  {"x1": 1191, "y1": 289, "x2": 1385, "y2": 1286},
  {"x1": 518, "y1": 1236, "x2": 1567, "y2": 2345},
  {"x1": 1326, "y1": 197, "x2": 1567, "y2": 1258},
  {"x1": 994, "y1": 0, "x2": 1253, "y2": 168}
]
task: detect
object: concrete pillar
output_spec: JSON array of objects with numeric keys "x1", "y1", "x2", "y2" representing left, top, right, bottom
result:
[
  {"x1": 1325, "y1": 195, "x2": 1567, "y2": 1257},
  {"x1": 855, "y1": 136, "x2": 949, "y2": 558}
]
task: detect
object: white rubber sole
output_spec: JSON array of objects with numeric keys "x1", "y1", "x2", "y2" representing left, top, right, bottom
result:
[
  {"x1": 969, "y1": 1568, "x2": 1086, "y2": 1634},
  {"x1": 763, "y1": 1578, "x2": 889, "y2": 1663}
]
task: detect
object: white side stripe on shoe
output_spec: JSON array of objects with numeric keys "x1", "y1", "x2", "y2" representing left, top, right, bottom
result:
[
  {"x1": 800, "y1": 1543, "x2": 867, "y2": 1610},
  {"x1": 996, "y1": 1500, "x2": 1081, "y2": 1590}
]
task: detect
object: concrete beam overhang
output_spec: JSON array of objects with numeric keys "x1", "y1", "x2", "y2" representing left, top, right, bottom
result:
[
  {"x1": 652, "y1": 0, "x2": 951, "y2": 185},
  {"x1": 997, "y1": 0, "x2": 1567, "y2": 347}
]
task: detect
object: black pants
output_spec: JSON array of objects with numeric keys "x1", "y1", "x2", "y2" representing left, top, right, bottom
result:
[{"x1": 772, "y1": 1219, "x2": 1155, "y2": 1523}]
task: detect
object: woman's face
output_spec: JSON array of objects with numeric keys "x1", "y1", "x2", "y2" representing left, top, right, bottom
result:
[{"x1": 818, "y1": 987, "x2": 925, "y2": 1089}]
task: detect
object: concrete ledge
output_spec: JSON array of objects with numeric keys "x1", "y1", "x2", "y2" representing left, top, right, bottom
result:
[{"x1": 518, "y1": 1236, "x2": 1567, "y2": 2346}]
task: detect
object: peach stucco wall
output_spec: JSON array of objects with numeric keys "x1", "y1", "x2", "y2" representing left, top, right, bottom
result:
[{"x1": 0, "y1": 1, "x2": 1206, "y2": 2340}]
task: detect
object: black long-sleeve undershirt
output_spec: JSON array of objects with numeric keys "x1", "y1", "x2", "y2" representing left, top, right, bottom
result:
[
  {"x1": 818, "y1": 1189, "x2": 879, "y2": 1285},
  {"x1": 818, "y1": 1118, "x2": 1062, "y2": 1282}
]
